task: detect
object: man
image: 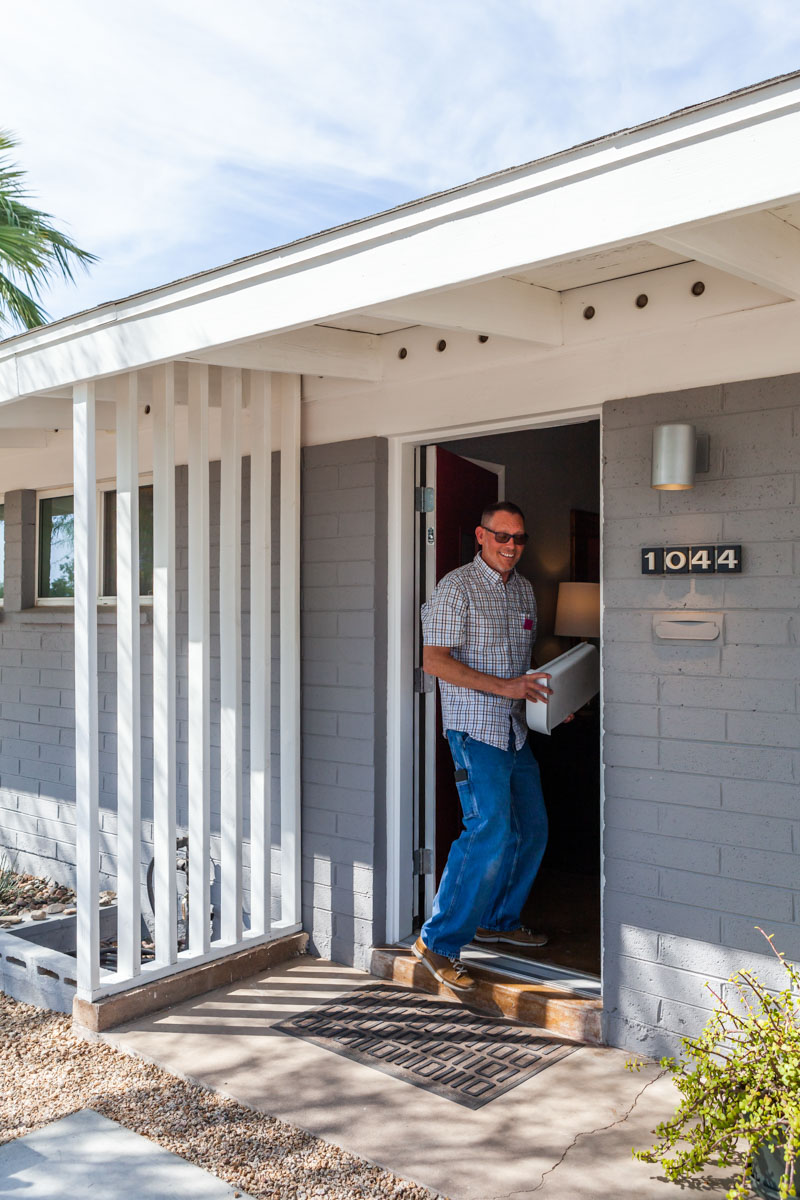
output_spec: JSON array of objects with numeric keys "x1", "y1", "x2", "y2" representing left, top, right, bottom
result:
[{"x1": 413, "y1": 500, "x2": 555, "y2": 993}]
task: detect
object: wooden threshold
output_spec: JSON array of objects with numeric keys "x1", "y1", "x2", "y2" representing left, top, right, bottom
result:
[
  {"x1": 73, "y1": 932, "x2": 308, "y2": 1033},
  {"x1": 370, "y1": 944, "x2": 604, "y2": 1045}
]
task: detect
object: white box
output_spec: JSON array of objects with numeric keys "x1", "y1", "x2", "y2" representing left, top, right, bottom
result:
[{"x1": 526, "y1": 643, "x2": 600, "y2": 735}]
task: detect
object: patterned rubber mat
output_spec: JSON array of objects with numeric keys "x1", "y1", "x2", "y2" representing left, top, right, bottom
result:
[{"x1": 274, "y1": 984, "x2": 577, "y2": 1108}]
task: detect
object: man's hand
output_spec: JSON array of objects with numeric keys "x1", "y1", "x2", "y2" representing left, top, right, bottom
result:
[{"x1": 502, "y1": 672, "x2": 552, "y2": 703}]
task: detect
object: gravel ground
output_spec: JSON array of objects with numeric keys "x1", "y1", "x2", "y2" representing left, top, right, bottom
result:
[{"x1": 0, "y1": 991, "x2": 443, "y2": 1199}]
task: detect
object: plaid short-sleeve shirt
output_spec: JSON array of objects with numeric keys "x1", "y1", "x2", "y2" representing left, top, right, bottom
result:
[{"x1": 421, "y1": 552, "x2": 537, "y2": 750}]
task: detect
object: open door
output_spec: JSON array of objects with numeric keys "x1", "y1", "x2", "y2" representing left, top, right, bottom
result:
[{"x1": 414, "y1": 445, "x2": 499, "y2": 924}]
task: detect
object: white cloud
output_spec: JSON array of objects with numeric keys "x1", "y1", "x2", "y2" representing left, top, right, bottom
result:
[{"x1": 1, "y1": 0, "x2": 800, "y2": 322}]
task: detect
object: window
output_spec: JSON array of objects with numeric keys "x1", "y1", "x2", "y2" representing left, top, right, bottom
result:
[
  {"x1": 0, "y1": 502, "x2": 4, "y2": 602},
  {"x1": 38, "y1": 494, "x2": 75, "y2": 598},
  {"x1": 37, "y1": 486, "x2": 154, "y2": 602},
  {"x1": 102, "y1": 485, "x2": 154, "y2": 597}
]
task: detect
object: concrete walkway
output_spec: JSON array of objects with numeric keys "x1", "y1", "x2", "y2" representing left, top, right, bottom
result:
[
  {"x1": 0, "y1": 1108, "x2": 255, "y2": 1199},
  {"x1": 101, "y1": 957, "x2": 741, "y2": 1200}
]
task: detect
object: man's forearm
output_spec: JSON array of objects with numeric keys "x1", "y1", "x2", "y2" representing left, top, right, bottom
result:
[{"x1": 423, "y1": 646, "x2": 512, "y2": 698}]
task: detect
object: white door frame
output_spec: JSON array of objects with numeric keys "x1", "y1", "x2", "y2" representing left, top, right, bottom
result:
[{"x1": 385, "y1": 408, "x2": 603, "y2": 947}]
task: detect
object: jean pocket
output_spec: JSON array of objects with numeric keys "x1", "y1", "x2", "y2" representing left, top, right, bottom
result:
[{"x1": 454, "y1": 761, "x2": 479, "y2": 819}]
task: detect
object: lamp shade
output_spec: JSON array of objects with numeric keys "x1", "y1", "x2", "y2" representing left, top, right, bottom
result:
[
  {"x1": 652, "y1": 423, "x2": 696, "y2": 490},
  {"x1": 554, "y1": 582, "x2": 600, "y2": 639}
]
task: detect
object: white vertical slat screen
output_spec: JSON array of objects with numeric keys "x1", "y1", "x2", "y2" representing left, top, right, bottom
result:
[
  {"x1": 115, "y1": 373, "x2": 142, "y2": 980},
  {"x1": 74, "y1": 381, "x2": 100, "y2": 997},
  {"x1": 247, "y1": 371, "x2": 272, "y2": 938},
  {"x1": 74, "y1": 360, "x2": 303, "y2": 1002},
  {"x1": 152, "y1": 364, "x2": 178, "y2": 965},
  {"x1": 187, "y1": 363, "x2": 212, "y2": 955},
  {"x1": 278, "y1": 373, "x2": 302, "y2": 926},
  {"x1": 219, "y1": 367, "x2": 243, "y2": 944}
]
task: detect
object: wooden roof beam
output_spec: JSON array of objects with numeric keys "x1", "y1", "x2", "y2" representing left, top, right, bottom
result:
[
  {"x1": 653, "y1": 211, "x2": 800, "y2": 301},
  {"x1": 369, "y1": 278, "x2": 563, "y2": 345}
]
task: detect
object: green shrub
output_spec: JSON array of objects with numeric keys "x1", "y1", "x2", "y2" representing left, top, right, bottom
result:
[{"x1": 633, "y1": 931, "x2": 800, "y2": 1200}]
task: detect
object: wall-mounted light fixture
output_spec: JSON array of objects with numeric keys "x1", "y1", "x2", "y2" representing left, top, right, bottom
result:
[
  {"x1": 651, "y1": 423, "x2": 710, "y2": 490},
  {"x1": 554, "y1": 581, "x2": 600, "y2": 640}
]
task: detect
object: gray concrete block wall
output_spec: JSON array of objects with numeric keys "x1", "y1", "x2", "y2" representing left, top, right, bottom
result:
[
  {"x1": 300, "y1": 437, "x2": 388, "y2": 971},
  {"x1": 602, "y1": 373, "x2": 800, "y2": 1057}
]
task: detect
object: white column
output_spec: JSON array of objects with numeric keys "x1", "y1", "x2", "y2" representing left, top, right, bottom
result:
[
  {"x1": 187, "y1": 363, "x2": 211, "y2": 955},
  {"x1": 152, "y1": 363, "x2": 177, "y2": 964},
  {"x1": 278, "y1": 373, "x2": 302, "y2": 926},
  {"x1": 73, "y1": 381, "x2": 100, "y2": 996},
  {"x1": 115, "y1": 373, "x2": 142, "y2": 979},
  {"x1": 219, "y1": 367, "x2": 243, "y2": 944},
  {"x1": 247, "y1": 371, "x2": 272, "y2": 938}
]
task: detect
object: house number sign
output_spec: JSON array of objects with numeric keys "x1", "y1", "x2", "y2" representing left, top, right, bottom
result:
[{"x1": 641, "y1": 544, "x2": 742, "y2": 575}]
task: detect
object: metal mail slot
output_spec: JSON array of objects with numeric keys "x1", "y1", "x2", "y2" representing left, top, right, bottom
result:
[{"x1": 653, "y1": 611, "x2": 723, "y2": 641}]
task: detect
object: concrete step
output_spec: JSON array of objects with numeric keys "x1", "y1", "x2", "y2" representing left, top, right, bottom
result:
[{"x1": 370, "y1": 945, "x2": 604, "y2": 1045}]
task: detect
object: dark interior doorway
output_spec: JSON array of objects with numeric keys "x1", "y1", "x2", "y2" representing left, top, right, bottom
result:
[{"x1": 416, "y1": 420, "x2": 601, "y2": 978}]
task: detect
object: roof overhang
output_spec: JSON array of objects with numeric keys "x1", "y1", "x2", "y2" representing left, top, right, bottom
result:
[{"x1": 2, "y1": 72, "x2": 800, "y2": 411}]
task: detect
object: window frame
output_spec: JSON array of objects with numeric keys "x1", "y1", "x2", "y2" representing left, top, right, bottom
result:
[{"x1": 34, "y1": 476, "x2": 155, "y2": 607}]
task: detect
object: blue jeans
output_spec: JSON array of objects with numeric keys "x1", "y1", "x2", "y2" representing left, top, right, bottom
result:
[{"x1": 420, "y1": 729, "x2": 548, "y2": 957}]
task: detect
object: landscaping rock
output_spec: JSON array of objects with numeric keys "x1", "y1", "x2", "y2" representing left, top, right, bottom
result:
[{"x1": 0, "y1": 992, "x2": 437, "y2": 1199}]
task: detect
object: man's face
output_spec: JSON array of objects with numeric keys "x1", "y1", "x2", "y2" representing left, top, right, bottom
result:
[{"x1": 475, "y1": 510, "x2": 526, "y2": 577}]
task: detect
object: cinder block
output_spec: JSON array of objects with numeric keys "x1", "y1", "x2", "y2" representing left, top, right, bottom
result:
[
  {"x1": 723, "y1": 373, "x2": 800, "y2": 413},
  {"x1": 335, "y1": 763, "x2": 375, "y2": 792},
  {"x1": 659, "y1": 805, "x2": 792, "y2": 851},
  {"x1": 336, "y1": 811, "x2": 374, "y2": 841},
  {"x1": 603, "y1": 703, "x2": 659, "y2": 738},
  {"x1": 658, "y1": 739, "x2": 793, "y2": 783},
  {"x1": 307, "y1": 688, "x2": 374, "y2": 715},
  {"x1": 302, "y1": 733, "x2": 373, "y2": 766},
  {"x1": 602, "y1": 672, "x2": 659, "y2": 705},
  {"x1": 726, "y1": 711, "x2": 800, "y2": 749},
  {"x1": 659, "y1": 707, "x2": 726, "y2": 742},
  {"x1": 302, "y1": 782, "x2": 373, "y2": 814},
  {"x1": 721, "y1": 844, "x2": 799, "y2": 890},
  {"x1": 721, "y1": 507, "x2": 800, "y2": 541},
  {"x1": 603, "y1": 888, "x2": 721, "y2": 942},
  {"x1": 602, "y1": 734, "x2": 659, "y2": 769},
  {"x1": 722, "y1": 778, "x2": 799, "y2": 820},
  {"x1": 602, "y1": 795, "x2": 659, "y2": 833},
  {"x1": 659, "y1": 867, "x2": 793, "y2": 921},
  {"x1": 660, "y1": 675, "x2": 794, "y2": 714},
  {"x1": 722, "y1": 578, "x2": 800, "y2": 611},
  {"x1": 605, "y1": 826, "x2": 719, "y2": 874}
]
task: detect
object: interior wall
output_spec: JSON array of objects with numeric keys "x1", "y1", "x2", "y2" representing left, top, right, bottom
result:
[{"x1": 441, "y1": 421, "x2": 600, "y2": 662}]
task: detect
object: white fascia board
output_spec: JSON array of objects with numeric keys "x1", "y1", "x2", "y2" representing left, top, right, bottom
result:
[
  {"x1": 1, "y1": 79, "x2": 800, "y2": 403},
  {"x1": 653, "y1": 210, "x2": 800, "y2": 300},
  {"x1": 369, "y1": 278, "x2": 563, "y2": 344}
]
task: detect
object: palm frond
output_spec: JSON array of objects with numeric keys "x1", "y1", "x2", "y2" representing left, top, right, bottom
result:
[{"x1": 0, "y1": 128, "x2": 97, "y2": 330}]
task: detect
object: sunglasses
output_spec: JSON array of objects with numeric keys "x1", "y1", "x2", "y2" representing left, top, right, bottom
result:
[{"x1": 481, "y1": 525, "x2": 529, "y2": 546}]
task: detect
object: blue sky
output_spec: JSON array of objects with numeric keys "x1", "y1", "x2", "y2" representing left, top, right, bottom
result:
[{"x1": 3, "y1": 0, "x2": 800, "y2": 326}]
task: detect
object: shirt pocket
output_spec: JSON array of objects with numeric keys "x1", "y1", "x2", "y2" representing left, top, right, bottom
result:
[{"x1": 511, "y1": 611, "x2": 533, "y2": 662}]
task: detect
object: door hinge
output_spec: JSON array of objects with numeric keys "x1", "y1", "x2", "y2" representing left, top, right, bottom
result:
[
  {"x1": 414, "y1": 667, "x2": 435, "y2": 694},
  {"x1": 414, "y1": 847, "x2": 433, "y2": 875},
  {"x1": 415, "y1": 485, "x2": 434, "y2": 513}
]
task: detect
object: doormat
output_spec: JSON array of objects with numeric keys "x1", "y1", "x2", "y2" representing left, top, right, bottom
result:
[{"x1": 274, "y1": 984, "x2": 577, "y2": 1108}]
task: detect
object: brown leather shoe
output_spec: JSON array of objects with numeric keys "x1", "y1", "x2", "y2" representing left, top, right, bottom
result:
[
  {"x1": 412, "y1": 936, "x2": 477, "y2": 992},
  {"x1": 473, "y1": 925, "x2": 548, "y2": 948}
]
